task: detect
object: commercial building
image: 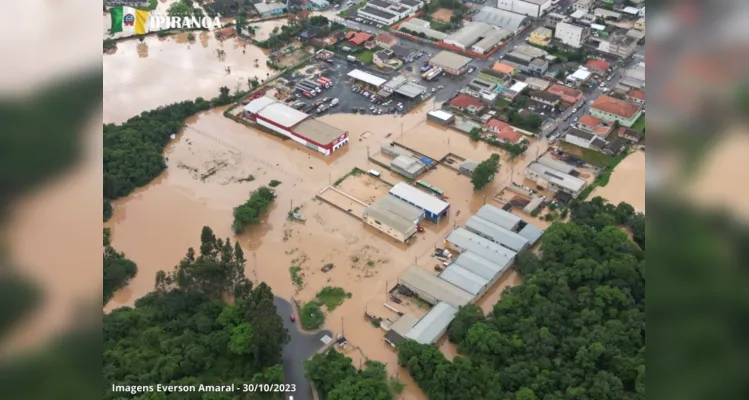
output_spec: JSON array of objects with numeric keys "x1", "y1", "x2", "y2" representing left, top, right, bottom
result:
[
  {"x1": 573, "y1": 0, "x2": 593, "y2": 12},
  {"x1": 375, "y1": 33, "x2": 399, "y2": 48},
  {"x1": 391, "y1": 155, "x2": 427, "y2": 179},
  {"x1": 442, "y1": 22, "x2": 511, "y2": 53},
  {"x1": 347, "y1": 69, "x2": 388, "y2": 89},
  {"x1": 617, "y1": 62, "x2": 645, "y2": 91},
  {"x1": 589, "y1": 95, "x2": 643, "y2": 127},
  {"x1": 473, "y1": 7, "x2": 530, "y2": 32},
  {"x1": 254, "y1": 1, "x2": 286, "y2": 17},
  {"x1": 380, "y1": 75, "x2": 428, "y2": 99},
  {"x1": 525, "y1": 161, "x2": 587, "y2": 198},
  {"x1": 529, "y1": 26, "x2": 553, "y2": 46},
  {"x1": 472, "y1": 28, "x2": 513, "y2": 54},
  {"x1": 363, "y1": 195, "x2": 424, "y2": 242},
  {"x1": 554, "y1": 21, "x2": 589, "y2": 48},
  {"x1": 515, "y1": 75, "x2": 551, "y2": 91},
  {"x1": 427, "y1": 109, "x2": 456, "y2": 125},
  {"x1": 389, "y1": 182, "x2": 450, "y2": 221},
  {"x1": 445, "y1": 228, "x2": 517, "y2": 269},
  {"x1": 537, "y1": 154, "x2": 575, "y2": 174},
  {"x1": 465, "y1": 215, "x2": 530, "y2": 252},
  {"x1": 428, "y1": 51, "x2": 473, "y2": 76},
  {"x1": 243, "y1": 97, "x2": 348, "y2": 156},
  {"x1": 596, "y1": 34, "x2": 638, "y2": 58},
  {"x1": 404, "y1": 302, "x2": 458, "y2": 344},
  {"x1": 358, "y1": 6, "x2": 401, "y2": 25},
  {"x1": 398, "y1": 266, "x2": 473, "y2": 307},
  {"x1": 476, "y1": 204, "x2": 522, "y2": 231},
  {"x1": 496, "y1": 0, "x2": 552, "y2": 18},
  {"x1": 398, "y1": 18, "x2": 448, "y2": 40}
]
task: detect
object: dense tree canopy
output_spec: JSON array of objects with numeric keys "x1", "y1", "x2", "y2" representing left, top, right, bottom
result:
[
  {"x1": 105, "y1": 226, "x2": 289, "y2": 399},
  {"x1": 232, "y1": 186, "x2": 276, "y2": 233},
  {"x1": 471, "y1": 153, "x2": 500, "y2": 191},
  {"x1": 398, "y1": 200, "x2": 646, "y2": 400},
  {"x1": 570, "y1": 196, "x2": 645, "y2": 249},
  {"x1": 305, "y1": 350, "x2": 393, "y2": 400},
  {"x1": 103, "y1": 230, "x2": 138, "y2": 304}
]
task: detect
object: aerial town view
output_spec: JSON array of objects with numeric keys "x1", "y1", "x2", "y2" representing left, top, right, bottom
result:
[{"x1": 103, "y1": 0, "x2": 645, "y2": 398}]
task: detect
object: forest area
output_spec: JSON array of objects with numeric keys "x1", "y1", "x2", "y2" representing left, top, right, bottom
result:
[
  {"x1": 103, "y1": 226, "x2": 289, "y2": 400},
  {"x1": 305, "y1": 349, "x2": 404, "y2": 400},
  {"x1": 397, "y1": 197, "x2": 646, "y2": 400}
]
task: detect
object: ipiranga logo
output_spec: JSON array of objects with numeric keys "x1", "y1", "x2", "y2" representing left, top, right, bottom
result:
[{"x1": 109, "y1": 6, "x2": 222, "y2": 34}]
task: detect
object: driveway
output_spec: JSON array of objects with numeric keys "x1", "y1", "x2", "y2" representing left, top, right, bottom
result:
[{"x1": 274, "y1": 296, "x2": 333, "y2": 400}]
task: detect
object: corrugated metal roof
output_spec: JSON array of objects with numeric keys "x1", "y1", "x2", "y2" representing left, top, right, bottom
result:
[
  {"x1": 473, "y1": 7, "x2": 529, "y2": 32},
  {"x1": 428, "y1": 110, "x2": 455, "y2": 121},
  {"x1": 395, "y1": 82, "x2": 427, "y2": 98},
  {"x1": 369, "y1": 196, "x2": 424, "y2": 223},
  {"x1": 439, "y1": 263, "x2": 489, "y2": 295},
  {"x1": 527, "y1": 162, "x2": 587, "y2": 193},
  {"x1": 429, "y1": 51, "x2": 472, "y2": 71},
  {"x1": 389, "y1": 182, "x2": 449, "y2": 215},
  {"x1": 405, "y1": 302, "x2": 458, "y2": 344},
  {"x1": 399, "y1": 267, "x2": 473, "y2": 307},
  {"x1": 391, "y1": 155, "x2": 424, "y2": 175},
  {"x1": 293, "y1": 118, "x2": 346, "y2": 145},
  {"x1": 518, "y1": 223, "x2": 544, "y2": 245},
  {"x1": 363, "y1": 198, "x2": 418, "y2": 236},
  {"x1": 465, "y1": 216, "x2": 529, "y2": 252},
  {"x1": 444, "y1": 22, "x2": 494, "y2": 48},
  {"x1": 257, "y1": 102, "x2": 310, "y2": 128},
  {"x1": 390, "y1": 314, "x2": 419, "y2": 336},
  {"x1": 471, "y1": 28, "x2": 512, "y2": 52},
  {"x1": 475, "y1": 204, "x2": 522, "y2": 230},
  {"x1": 537, "y1": 154, "x2": 575, "y2": 174},
  {"x1": 452, "y1": 251, "x2": 505, "y2": 280},
  {"x1": 399, "y1": 19, "x2": 448, "y2": 40},
  {"x1": 347, "y1": 69, "x2": 387, "y2": 87},
  {"x1": 243, "y1": 96, "x2": 277, "y2": 114},
  {"x1": 445, "y1": 228, "x2": 516, "y2": 266}
]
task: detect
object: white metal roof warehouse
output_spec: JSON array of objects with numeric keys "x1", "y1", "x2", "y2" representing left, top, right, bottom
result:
[
  {"x1": 405, "y1": 302, "x2": 458, "y2": 344},
  {"x1": 257, "y1": 102, "x2": 310, "y2": 128},
  {"x1": 452, "y1": 251, "x2": 505, "y2": 281},
  {"x1": 439, "y1": 263, "x2": 489, "y2": 295},
  {"x1": 399, "y1": 266, "x2": 473, "y2": 307},
  {"x1": 347, "y1": 69, "x2": 388, "y2": 88},
  {"x1": 475, "y1": 204, "x2": 522, "y2": 231},
  {"x1": 445, "y1": 228, "x2": 516, "y2": 267},
  {"x1": 518, "y1": 223, "x2": 544, "y2": 245},
  {"x1": 443, "y1": 22, "x2": 494, "y2": 49},
  {"x1": 389, "y1": 182, "x2": 449, "y2": 219},
  {"x1": 465, "y1": 216, "x2": 530, "y2": 252},
  {"x1": 473, "y1": 7, "x2": 529, "y2": 32},
  {"x1": 527, "y1": 162, "x2": 587, "y2": 194}
]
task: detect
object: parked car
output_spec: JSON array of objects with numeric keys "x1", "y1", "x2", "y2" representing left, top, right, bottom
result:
[{"x1": 290, "y1": 314, "x2": 296, "y2": 322}]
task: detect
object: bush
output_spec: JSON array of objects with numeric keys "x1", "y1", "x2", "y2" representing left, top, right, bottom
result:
[
  {"x1": 315, "y1": 286, "x2": 352, "y2": 311},
  {"x1": 269, "y1": 179, "x2": 282, "y2": 187},
  {"x1": 232, "y1": 186, "x2": 276, "y2": 233},
  {"x1": 300, "y1": 302, "x2": 325, "y2": 330}
]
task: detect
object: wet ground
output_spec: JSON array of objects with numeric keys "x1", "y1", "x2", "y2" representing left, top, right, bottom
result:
[{"x1": 591, "y1": 150, "x2": 646, "y2": 212}]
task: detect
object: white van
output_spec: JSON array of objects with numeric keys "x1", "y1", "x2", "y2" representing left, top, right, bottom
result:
[{"x1": 368, "y1": 169, "x2": 381, "y2": 177}]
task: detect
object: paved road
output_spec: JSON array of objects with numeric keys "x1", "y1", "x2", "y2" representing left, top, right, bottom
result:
[{"x1": 274, "y1": 296, "x2": 333, "y2": 400}]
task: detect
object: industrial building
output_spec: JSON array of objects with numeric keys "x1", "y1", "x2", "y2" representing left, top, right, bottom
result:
[
  {"x1": 243, "y1": 97, "x2": 348, "y2": 156},
  {"x1": 445, "y1": 228, "x2": 517, "y2": 269},
  {"x1": 442, "y1": 22, "x2": 510, "y2": 53},
  {"x1": 347, "y1": 69, "x2": 388, "y2": 90},
  {"x1": 384, "y1": 314, "x2": 418, "y2": 347},
  {"x1": 379, "y1": 76, "x2": 428, "y2": 99},
  {"x1": 517, "y1": 223, "x2": 544, "y2": 245},
  {"x1": 404, "y1": 302, "x2": 458, "y2": 344},
  {"x1": 438, "y1": 264, "x2": 489, "y2": 296},
  {"x1": 526, "y1": 161, "x2": 587, "y2": 198},
  {"x1": 398, "y1": 266, "x2": 474, "y2": 307},
  {"x1": 428, "y1": 51, "x2": 473, "y2": 76},
  {"x1": 465, "y1": 215, "x2": 530, "y2": 252},
  {"x1": 389, "y1": 182, "x2": 450, "y2": 221},
  {"x1": 391, "y1": 155, "x2": 427, "y2": 179},
  {"x1": 358, "y1": 6, "x2": 401, "y2": 25},
  {"x1": 496, "y1": 0, "x2": 552, "y2": 18},
  {"x1": 473, "y1": 7, "x2": 530, "y2": 32},
  {"x1": 475, "y1": 204, "x2": 522, "y2": 231},
  {"x1": 362, "y1": 195, "x2": 424, "y2": 242},
  {"x1": 398, "y1": 18, "x2": 449, "y2": 40}
]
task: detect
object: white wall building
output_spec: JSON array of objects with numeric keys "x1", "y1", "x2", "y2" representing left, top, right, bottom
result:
[
  {"x1": 573, "y1": 0, "x2": 593, "y2": 12},
  {"x1": 496, "y1": 0, "x2": 552, "y2": 18},
  {"x1": 554, "y1": 21, "x2": 589, "y2": 48}
]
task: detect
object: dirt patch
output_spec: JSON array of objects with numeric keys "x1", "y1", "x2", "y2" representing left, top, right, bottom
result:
[
  {"x1": 136, "y1": 42, "x2": 149, "y2": 57},
  {"x1": 431, "y1": 8, "x2": 454, "y2": 23}
]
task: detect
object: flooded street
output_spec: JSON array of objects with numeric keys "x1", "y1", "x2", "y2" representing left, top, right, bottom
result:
[
  {"x1": 104, "y1": 35, "x2": 272, "y2": 123},
  {"x1": 591, "y1": 150, "x2": 646, "y2": 212}
]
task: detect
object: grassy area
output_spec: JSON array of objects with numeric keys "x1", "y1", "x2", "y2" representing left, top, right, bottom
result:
[
  {"x1": 560, "y1": 142, "x2": 614, "y2": 167},
  {"x1": 289, "y1": 266, "x2": 303, "y2": 289},
  {"x1": 631, "y1": 116, "x2": 645, "y2": 133},
  {"x1": 333, "y1": 167, "x2": 362, "y2": 186},
  {"x1": 300, "y1": 302, "x2": 325, "y2": 330},
  {"x1": 315, "y1": 286, "x2": 352, "y2": 311}
]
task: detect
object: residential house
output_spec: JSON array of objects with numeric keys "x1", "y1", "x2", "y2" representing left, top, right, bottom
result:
[
  {"x1": 483, "y1": 119, "x2": 524, "y2": 144},
  {"x1": 577, "y1": 114, "x2": 615, "y2": 137},
  {"x1": 529, "y1": 90, "x2": 560, "y2": 107},
  {"x1": 478, "y1": 69, "x2": 512, "y2": 88},
  {"x1": 375, "y1": 33, "x2": 399, "y2": 48},
  {"x1": 593, "y1": 7, "x2": 622, "y2": 21},
  {"x1": 529, "y1": 26, "x2": 552, "y2": 46},
  {"x1": 373, "y1": 49, "x2": 404, "y2": 70},
  {"x1": 500, "y1": 81, "x2": 529, "y2": 101},
  {"x1": 589, "y1": 95, "x2": 643, "y2": 127},
  {"x1": 254, "y1": 1, "x2": 286, "y2": 17},
  {"x1": 346, "y1": 31, "x2": 373, "y2": 46},
  {"x1": 565, "y1": 67, "x2": 593, "y2": 87},
  {"x1": 597, "y1": 34, "x2": 638, "y2": 57},
  {"x1": 554, "y1": 21, "x2": 590, "y2": 48},
  {"x1": 616, "y1": 126, "x2": 643, "y2": 143},
  {"x1": 617, "y1": 62, "x2": 645, "y2": 92},
  {"x1": 503, "y1": 51, "x2": 549, "y2": 75},
  {"x1": 573, "y1": 0, "x2": 593, "y2": 12},
  {"x1": 546, "y1": 84, "x2": 584, "y2": 104},
  {"x1": 514, "y1": 75, "x2": 550, "y2": 90},
  {"x1": 564, "y1": 128, "x2": 625, "y2": 155},
  {"x1": 449, "y1": 94, "x2": 485, "y2": 114},
  {"x1": 626, "y1": 89, "x2": 645, "y2": 105},
  {"x1": 525, "y1": 161, "x2": 587, "y2": 198},
  {"x1": 545, "y1": 12, "x2": 567, "y2": 28},
  {"x1": 584, "y1": 59, "x2": 610, "y2": 75},
  {"x1": 492, "y1": 62, "x2": 517, "y2": 76},
  {"x1": 635, "y1": 17, "x2": 645, "y2": 31}
]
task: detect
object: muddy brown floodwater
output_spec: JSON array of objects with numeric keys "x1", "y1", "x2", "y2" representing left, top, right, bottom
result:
[
  {"x1": 590, "y1": 150, "x2": 646, "y2": 212},
  {"x1": 104, "y1": 35, "x2": 272, "y2": 123}
]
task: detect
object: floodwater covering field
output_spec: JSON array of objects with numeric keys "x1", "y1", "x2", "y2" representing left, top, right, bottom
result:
[{"x1": 591, "y1": 150, "x2": 646, "y2": 212}]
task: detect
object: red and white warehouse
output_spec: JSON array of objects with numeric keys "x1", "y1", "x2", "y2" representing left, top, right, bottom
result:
[{"x1": 243, "y1": 97, "x2": 349, "y2": 156}]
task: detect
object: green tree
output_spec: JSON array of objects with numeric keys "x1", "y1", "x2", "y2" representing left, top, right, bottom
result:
[
  {"x1": 305, "y1": 350, "x2": 357, "y2": 395},
  {"x1": 469, "y1": 127, "x2": 482, "y2": 141},
  {"x1": 448, "y1": 304, "x2": 484, "y2": 344},
  {"x1": 470, "y1": 153, "x2": 500, "y2": 191},
  {"x1": 232, "y1": 186, "x2": 276, "y2": 233},
  {"x1": 103, "y1": 239, "x2": 138, "y2": 304}
]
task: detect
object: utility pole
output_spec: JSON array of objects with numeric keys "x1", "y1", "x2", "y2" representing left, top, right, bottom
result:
[
  {"x1": 341, "y1": 316, "x2": 345, "y2": 336},
  {"x1": 385, "y1": 280, "x2": 388, "y2": 301},
  {"x1": 290, "y1": 199, "x2": 293, "y2": 212}
]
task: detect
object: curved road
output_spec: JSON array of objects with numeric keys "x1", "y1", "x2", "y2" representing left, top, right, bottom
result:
[{"x1": 274, "y1": 296, "x2": 333, "y2": 400}]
